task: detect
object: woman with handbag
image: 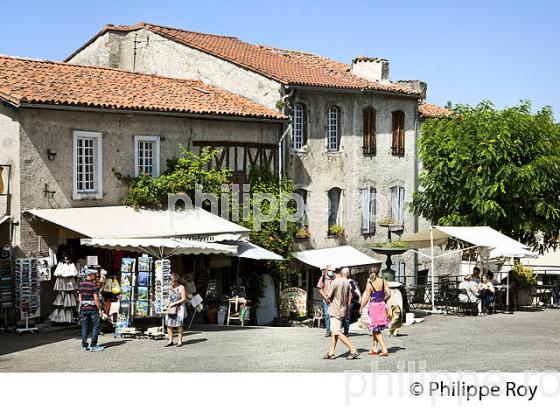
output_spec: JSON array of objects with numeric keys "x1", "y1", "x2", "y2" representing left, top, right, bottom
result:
[
  {"x1": 165, "y1": 273, "x2": 187, "y2": 347},
  {"x1": 360, "y1": 266, "x2": 391, "y2": 357}
]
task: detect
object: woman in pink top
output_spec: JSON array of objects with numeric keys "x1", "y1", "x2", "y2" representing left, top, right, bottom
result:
[{"x1": 360, "y1": 266, "x2": 391, "y2": 356}]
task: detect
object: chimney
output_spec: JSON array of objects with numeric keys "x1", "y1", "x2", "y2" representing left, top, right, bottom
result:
[
  {"x1": 396, "y1": 80, "x2": 427, "y2": 100},
  {"x1": 351, "y1": 57, "x2": 390, "y2": 82}
]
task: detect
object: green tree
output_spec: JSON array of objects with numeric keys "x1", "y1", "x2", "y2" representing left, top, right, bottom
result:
[
  {"x1": 115, "y1": 146, "x2": 231, "y2": 209},
  {"x1": 411, "y1": 101, "x2": 560, "y2": 253}
]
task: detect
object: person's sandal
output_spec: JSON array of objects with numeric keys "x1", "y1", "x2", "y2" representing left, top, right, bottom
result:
[
  {"x1": 322, "y1": 353, "x2": 336, "y2": 360},
  {"x1": 176, "y1": 342, "x2": 183, "y2": 347},
  {"x1": 379, "y1": 351, "x2": 389, "y2": 357},
  {"x1": 164, "y1": 341, "x2": 174, "y2": 347},
  {"x1": 368, "y1": 350, "x2": 378, "y2": 356},
  {"x1": 347, "y1": 351, "x2": 360, "y2": 360}
]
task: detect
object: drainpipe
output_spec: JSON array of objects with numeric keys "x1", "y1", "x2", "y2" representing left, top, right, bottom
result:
[
  {"x1": 278, "y1": 87, "x2": 295, "y2": 190},
  {"x1": 412, "y1": 100, "x2": 420, "y2": 282}
]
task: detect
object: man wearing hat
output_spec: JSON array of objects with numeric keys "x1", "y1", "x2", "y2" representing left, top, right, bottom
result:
[{"x1": 79, "y1": 269, "x2": 104, "y2": 352}]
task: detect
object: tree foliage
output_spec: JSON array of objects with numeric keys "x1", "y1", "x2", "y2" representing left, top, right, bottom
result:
[
  {"x1": 115, "y1": 146, "x2": 231, "y2": 208},
  {"x1": 411, "y1": 101, "x2": 560, "y2": 253}
]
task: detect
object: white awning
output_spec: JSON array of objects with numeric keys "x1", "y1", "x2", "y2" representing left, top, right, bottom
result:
[
  {"x1": 292, "y1": 246, "x2": 381, "y2": 269},
  {"x1": 81, "y1": 238, "x2": 237, "y2": 259},
  {"x1": 0, "y1": 215, "x2": 10, "y2": 226},
  {"x1": 403, "y1": 226, "x2": 536, "y2": 259},
  {"x1": 227, "y1": 241, "x2": 283, "y2": 261},
  {"x1": 26, "y1": 206, "x2": 249, "y2": 241}
]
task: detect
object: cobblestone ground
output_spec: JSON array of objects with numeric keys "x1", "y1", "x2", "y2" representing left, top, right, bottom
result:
[{"x1": 0, "y1": 309, "x2": 559, "y2": 372}]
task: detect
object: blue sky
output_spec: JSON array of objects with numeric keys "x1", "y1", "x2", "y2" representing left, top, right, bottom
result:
[{"x1": 1, "y1": 0, "x2": 558, "y2": 119}]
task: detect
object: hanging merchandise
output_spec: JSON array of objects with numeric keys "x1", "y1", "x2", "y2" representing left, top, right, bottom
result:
[
  {"x1": 111, "y1": 278, "x2": 121, "y2": 295},
  {"x1": 0, "y1": 258, "x2": 13, "y2": 310},
  {"x1": 135, "y1": 254, "x2": 152, "y2": 318},
  {"x1": 15, "y1": 258, "x2": 40, "y2": 319},
  {"x1": 49, "y1": 260, "x2": 78, "y2": 324},
  {"x1": 154, "y1": 259, "x2": 171, "y2": 315},
  {"x1": 37, "y1": 257, "x2": 53, "y2": 281},
  {"x1": 116, "y1": 257, "x2": 136, "y2": 333}
]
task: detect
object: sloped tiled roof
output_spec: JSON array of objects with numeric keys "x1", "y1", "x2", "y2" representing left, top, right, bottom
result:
[
  {"x1": 66, "y1": 23, "x2": 421, "y2": 96},
  {"x1": 418, "y1": 102, "x2": 452, "y2": 119},
  {"x1": 0, "y1": 55, "x2": 286, "y2": 120}
]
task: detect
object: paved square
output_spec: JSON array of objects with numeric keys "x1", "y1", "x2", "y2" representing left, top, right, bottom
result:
[{"x1": 0, "y1": 310, "x2": 558, "y2": 372}]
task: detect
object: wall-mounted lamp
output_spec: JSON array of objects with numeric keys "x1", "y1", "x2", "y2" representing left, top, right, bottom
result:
[{"x1": 47, "y1": 149, "x2": 57, "y2": 161}]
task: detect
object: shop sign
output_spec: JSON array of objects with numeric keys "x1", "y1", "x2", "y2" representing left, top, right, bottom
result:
[{"x1": 279, "y1": 287, "x2": 307, "y2": 318}]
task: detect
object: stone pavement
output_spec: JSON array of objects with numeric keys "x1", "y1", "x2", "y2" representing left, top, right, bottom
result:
[{"x1": 0, "y1": 309, "x2": 558, "y2": 372}]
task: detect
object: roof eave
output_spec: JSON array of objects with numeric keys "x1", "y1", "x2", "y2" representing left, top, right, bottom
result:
[
  {"x1": 288, "y1": 84, "x2": 421, "y2": 99},
  {"x1": 18, "y1": 102, "x2": 288, "y2": 123}
]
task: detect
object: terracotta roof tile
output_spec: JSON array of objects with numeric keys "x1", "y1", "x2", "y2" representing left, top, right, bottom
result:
[
  {"x1": 68, "y1": 23, "x2": 420, "y2": 96},
  {"x1": 0, "y1": 55, "x2": 286, "y2": 120},
  {"x1": 418, "y1": 102, "x2": 452, "y2": 118}
]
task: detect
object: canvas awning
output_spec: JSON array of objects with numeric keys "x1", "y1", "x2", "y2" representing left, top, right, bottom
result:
[
  {"x1": 292, "y1": 245, "x2": 381, "y2": 269},
  {"x1": 226, "y1": 241, "x2": 283, "y2": 261},
  {"x1": 25, "y1": 206, "x2": 249, "y2": 241},
  {"x1": 81, "y1": 238, "x2": 237, "y2": 259},
  {"x1": 0, "y1": 215, "x2": 10, "y2": 226},
  {"x1": 403, "y1": 226, "x2": 536, "y2": 259}
]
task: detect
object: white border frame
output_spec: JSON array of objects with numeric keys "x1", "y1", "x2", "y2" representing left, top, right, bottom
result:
[
  {"x1": 134, "y1": 135, "x2": 161, "y2": 177},
  {"x1": 72, "y1": 130, "x2": 103, "y2": 200}
]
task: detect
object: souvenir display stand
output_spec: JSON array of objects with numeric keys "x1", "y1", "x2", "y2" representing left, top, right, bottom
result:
[
  {"x1": 49, "y1": 260, "x2": 79, "y2": 324},
  {"x1": 15, "y1": 258, "x2": 39, "y2": 334},
  {"x1": 0, "y1": 256, "x2": 13, "y2": 331}
]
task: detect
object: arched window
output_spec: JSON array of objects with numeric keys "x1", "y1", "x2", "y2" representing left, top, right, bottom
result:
[
  {"x1": 326, "y1": 105, "x2": 341, "y2": 151},
  {"x1": 328, "y1": 187, "x2": 342, "y2": 231},
  {"x1": 292, "y1": 103, "x2": 307, "y2": 151}
]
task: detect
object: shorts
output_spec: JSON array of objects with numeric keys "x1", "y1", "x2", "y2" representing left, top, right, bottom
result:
[{"x1": 329, "y1": 317, "x2": 343, "y2": 336}]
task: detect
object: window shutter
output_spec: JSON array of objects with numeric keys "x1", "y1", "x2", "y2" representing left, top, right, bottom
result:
[
  {"x1": 362, "y1": 188, "x2": 370, "y2": 234},
  {"x1": 390, "y1": 186, "x2": 397, "y2": 221},
  {"x1": 371, "y1": 109, "x2": 377, "y2": 154},
  {"x1": 370, "y1": 187, "x2": 377, "y2": 233},
  {"x1": 398, "y1": 111, "x2": 405, "y2": 155},
  {"x1": 363, "y1": 108, "x2": 376, "y2": 155},
  {"x1": 399, "y1": 186, "x2": 405, "y2": 223},
  {"x1": 392, "y1": 112, "x2": 399, "y2": 154}
]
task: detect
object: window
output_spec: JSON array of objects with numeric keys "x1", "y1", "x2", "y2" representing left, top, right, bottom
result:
[
  {"x1": 328, "y1": 187, "x2": 342, "y2": 231},
  {"x1": 295, "y1": 189, "x2": 308, "y2": 228},
  {"x1": 326, "y1": 106, "x2": 341, "y2": 151},
  {"x1": 73, "y1": 131, "x2": 102, "y2": 200},
  {"x1": 391, "y1": 110, "x2": 405, "y2": 155},
  {"x1": 362, "y1": 107, "x2": 376, "y2": 155},
  {"x1": 390, "y1": 185, "x2": 405, "y2": 224},
  {"x1": 135, "y1": 135, "x2": 160, "y2": 177},
  {"x1": 394, "y1": 259, "x2": 406, "y2": 283},
  {"x1": 292, "y1": 103, "x2": 307, "y2": 151},
  {"x1": 361, "y1": 186, "x2": 376, "y2": 234}
]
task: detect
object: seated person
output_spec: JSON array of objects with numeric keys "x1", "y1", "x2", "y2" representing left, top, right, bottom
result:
[
  {"x1": 476, "y1": 273, "x2": 496, "y2": 316},
  {"x1": 470, "y1": 267, "x2": 481, "y2": 285},
  {"x1": 486, "y1": 270, "x2": 498, "y2": 286},
  {"x1": 458, "y1": 275, "x2": 478, "y2": 303}
]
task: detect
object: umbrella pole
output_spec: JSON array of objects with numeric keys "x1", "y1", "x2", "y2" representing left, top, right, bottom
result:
[
  {"x1": 506, "y1": 257, "x2": 511, "y2": 312},
  {"x1": 430, "y1": 226, "x2": 436, "y2": 312}
]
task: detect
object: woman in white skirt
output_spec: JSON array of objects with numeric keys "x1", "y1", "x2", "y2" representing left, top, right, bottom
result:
[{"x1": 165, "y1": 274, "x2": 187, "y2": 347}]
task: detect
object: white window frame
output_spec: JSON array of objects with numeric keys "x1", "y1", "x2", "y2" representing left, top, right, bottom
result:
[
  {"x1": 362, "y1": 186, "x2": 376, "y2": 234},
  {"x1": 134, "y1": 135, "x2": 161, "y2": 177},
  {"x1": 292, "y1": 103, "x2": 306, "y2": 151},
  {"x1": 327, "y1": 106, "x2": 340, "y2": 151},
  {"x1": 328, "y1": 187, "x2": 342, "y2": 230},
  {"x1": 390, "y1": 185, "x2": 406, "y2": 224},
  {"x1": 73, "y1": 131, "x2": 103, "y2": 200}
]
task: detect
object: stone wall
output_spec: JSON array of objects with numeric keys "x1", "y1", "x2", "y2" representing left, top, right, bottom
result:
[
  {"x1": 67, "y1": 29, "x2": 283, "y2": 110},
  {"x1": 14, "y1": 107, "x2": 281, "y2": 255}
]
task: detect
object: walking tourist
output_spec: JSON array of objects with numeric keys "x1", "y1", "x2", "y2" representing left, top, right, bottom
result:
[
  {"x1": 323, "y1": 268, "x2": 360, "y2": 360},
  {"x1": 360, "y1": 266, "x2": 390, "y2": 357},
  {"x1": 476, "y1": 273, "x2": 496, "y2": 316},
  {"x1": 317, "y1": 265, "x2": 334, "y2": 337},
  {"x1": 165, "y1": 273, "x2": 187, "y2": 347},
  {"x1": 341, "y1": 267, "x2": 360, "y2": 336},
  {"x1": 78, "y1": 269, "x2": 104, "y2": 352}
]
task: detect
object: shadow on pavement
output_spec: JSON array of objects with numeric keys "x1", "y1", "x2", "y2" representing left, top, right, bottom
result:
[
  {"x1": 184, "y1": 338, "x2": 208, "y2": 346},
  {"x1": 0, "y1": 328, "x2": 80, "y2": 356},
  {"x1": 100, "y1": 340, "x2": 128, "y2": 350},
  {"x1": 190, "y1": 325, "x2": 265, "y2": 332}
]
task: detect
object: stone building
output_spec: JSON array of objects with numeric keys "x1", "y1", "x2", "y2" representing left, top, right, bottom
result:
[
  {"x1": 66, "y1": 23, "x2": 450, "y2": 281},
  {"x1": 0, "y1": 55, "x2": 286, "y2": 257}
]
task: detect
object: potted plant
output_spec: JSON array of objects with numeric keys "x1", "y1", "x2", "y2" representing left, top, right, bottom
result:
[
  {"x1": 371, "y1": 240, "x2": 409, "y2": 249},
  {"x1": 295, "y1": 226, "x2": 311, "y2": 240},
  {"x1": 512, "y1": 262, "x2": 537, "y2": 306},
  {"x1": 378, "y1": 216, "x2": 404, "y2": 231},
  {"x1": 328, "y1": 224, "x2": 345, "y2": 238}
]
